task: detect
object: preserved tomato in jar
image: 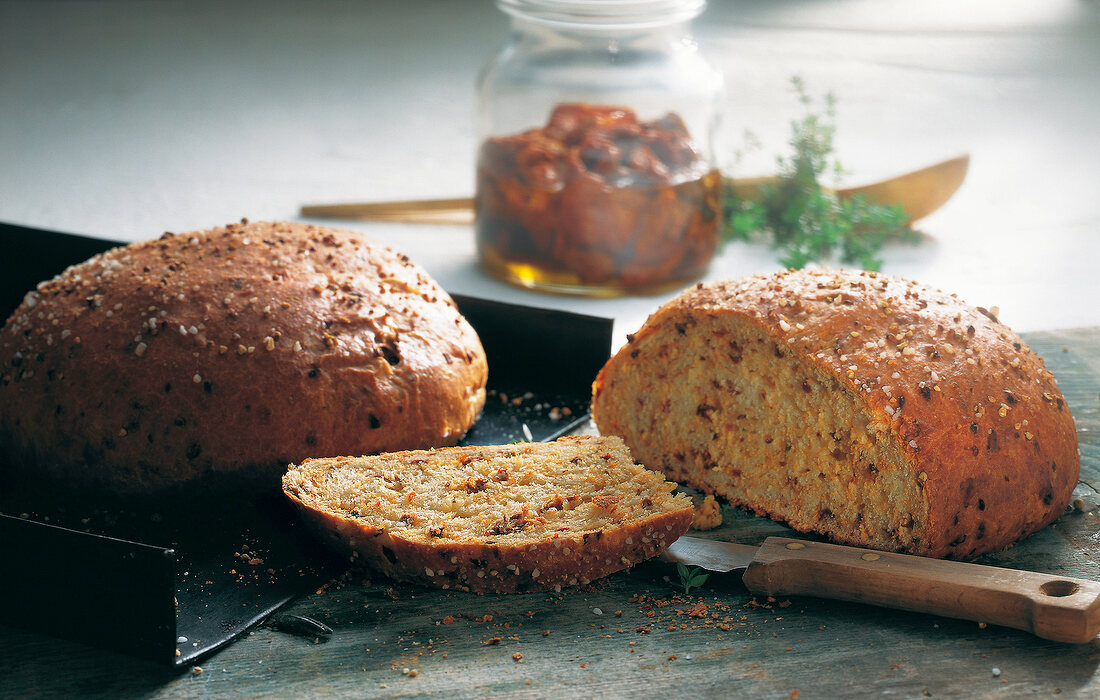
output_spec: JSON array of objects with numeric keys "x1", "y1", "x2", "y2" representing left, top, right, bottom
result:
[
  {"x1": 476, "y1": 0, "x2": 724, "y2": 296},
  {"x1": 476, "y1": 103, "x2": 721, "y2": 295}
]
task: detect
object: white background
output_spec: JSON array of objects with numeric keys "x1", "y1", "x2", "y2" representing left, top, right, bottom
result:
[{"x1": 2, "y1": 0, "x2": 1097, "y2": 343}]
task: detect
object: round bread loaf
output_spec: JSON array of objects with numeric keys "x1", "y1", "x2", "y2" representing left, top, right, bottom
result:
[
  {"x1": 0, "y1": 220, "x2": 488, "y2": 493},
  {"x1": 592, "y1": 268, "x2": 1079, "y2": 560}
]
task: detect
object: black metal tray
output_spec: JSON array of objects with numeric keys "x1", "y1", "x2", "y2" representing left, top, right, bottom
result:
[{"x1": 0, "y1": 222, "x2": 613, "y2": 667}]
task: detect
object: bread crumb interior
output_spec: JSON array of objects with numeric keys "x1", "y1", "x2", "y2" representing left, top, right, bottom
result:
[
  {"x1": 284, "y1": 438, "x2": 689, "y2": 544},
  {"x1": 609, "y1": 316, "x2": 929, "y2": 553}
]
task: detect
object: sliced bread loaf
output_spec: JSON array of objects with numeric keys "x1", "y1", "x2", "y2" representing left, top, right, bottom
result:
[
  {"x1": 592, "y1": 269, "x2": 1079, "y2": 560},
  {"x1": 282, "y1": 435, "x2": 693, "y2": 593}
]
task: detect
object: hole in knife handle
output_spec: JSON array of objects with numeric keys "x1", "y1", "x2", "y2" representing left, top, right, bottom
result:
[{"x1": 1040, "y1": 580, "x2": 1080, "y2": 598}]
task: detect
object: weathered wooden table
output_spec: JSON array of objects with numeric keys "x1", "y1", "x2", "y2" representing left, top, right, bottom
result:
[{"x1": 2, "y1": 327, "x2": 1097, "y2": 698}]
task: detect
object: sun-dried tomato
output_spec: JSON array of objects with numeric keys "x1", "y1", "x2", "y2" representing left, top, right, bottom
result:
[{"x1": 476, "y1": 103, "x2": 720, "y2": 294}]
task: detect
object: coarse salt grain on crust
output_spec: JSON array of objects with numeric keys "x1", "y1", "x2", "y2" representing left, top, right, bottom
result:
[
  {"x1": 0, "y1": 220, "x2": 488, "y2": 493},
  {"x1": 282, "y1": 435, "x2": 693, "y2": 594},
  {"x1": 592, "y1": 268, "x2": 1079, "y2": 560}
]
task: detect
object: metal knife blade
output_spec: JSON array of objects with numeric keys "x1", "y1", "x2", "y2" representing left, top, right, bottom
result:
[
  {"x1": 661, "y1": 535, "x2": 1100, "y2": 644},
  {"x1": 662, "y1": 536, "x2": 757, "y2": 574}
]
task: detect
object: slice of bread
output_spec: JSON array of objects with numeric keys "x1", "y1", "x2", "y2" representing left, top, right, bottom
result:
[{"x1": 282, "y1": 435, "x2": 693, "y2": 593}]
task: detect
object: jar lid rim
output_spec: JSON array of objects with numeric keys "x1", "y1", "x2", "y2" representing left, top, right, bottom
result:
[{"x1": 496, "y1": 0, "x2": 706, "y2": 29}]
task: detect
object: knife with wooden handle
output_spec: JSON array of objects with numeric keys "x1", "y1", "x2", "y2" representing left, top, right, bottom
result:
[{"x1": 662, "y1": 536, "x2": 1100, "y2": 644}]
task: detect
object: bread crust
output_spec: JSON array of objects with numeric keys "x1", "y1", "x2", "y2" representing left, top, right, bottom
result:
[
  {"x1": 592, "y1": 269, "x2": 1079, "y2": 559},
  {"x1": 282, "y1": 436, "x2": 694, "y2": 594},
  {"x1": 287, "y1": 494, "x2": 691, "y2": 594},
  {"x1": 0, "y1": 220, "x2": 487, "y2": 493}
]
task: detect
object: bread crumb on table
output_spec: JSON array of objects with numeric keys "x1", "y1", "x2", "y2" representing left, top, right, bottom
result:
[{"x1": 691, "y1": 494, "x2": 722, "y2": 531}]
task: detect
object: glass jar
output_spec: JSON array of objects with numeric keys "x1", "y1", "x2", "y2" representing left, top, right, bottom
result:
[{"x1": 475, "y1": 0, "x2": 725, "y2": 297}]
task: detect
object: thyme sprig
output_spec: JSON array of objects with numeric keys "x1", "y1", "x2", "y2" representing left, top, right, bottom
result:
[{"x1": 723, "y1": 77, "x2": 920, "y2": 271}]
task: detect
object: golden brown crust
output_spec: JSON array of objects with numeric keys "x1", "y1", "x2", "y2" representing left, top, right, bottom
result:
[
  {"x1": 0, "y1": 220, "x2": 487, "y2": 493},
  {"x1": 288, "y1": 497, "x2": 691, "y2": 594},
  {"x1": 282, "y1": 436, "x2": 694, "y2": 594},
  {"x1": 592, "y1": 268, "x2": 1079, "y2": 559}
]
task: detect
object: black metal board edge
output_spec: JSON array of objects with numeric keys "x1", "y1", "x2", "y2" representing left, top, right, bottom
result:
[
  {"x1": 452, "y1": 293, "x2": 612, "y2": 446},
  {"x1": 0, "y1": 513, "x2": 178, "y2": 664},
  {"x1": 451, "y1": 294, "x2": 612, "y2": 398}
]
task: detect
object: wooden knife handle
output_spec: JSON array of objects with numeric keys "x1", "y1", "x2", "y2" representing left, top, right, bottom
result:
[{"x1": 741, "y1": 537, "x2": 1100, "y2": 644}]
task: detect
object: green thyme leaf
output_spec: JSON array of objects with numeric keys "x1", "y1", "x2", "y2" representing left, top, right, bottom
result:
[
  {"x1": 675, "y1": 562, "x2": 710, "y2": 595},
  {"x1": 723, "y1": 77, "x2": 920, "y2": 271}
]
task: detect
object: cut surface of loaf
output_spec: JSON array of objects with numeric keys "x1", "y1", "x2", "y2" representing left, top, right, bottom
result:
[
  {"x1": 0, "y1": 220, "x2": 487, "y2": 493},
  {"x1": 282, "y1": 435, "x2": 693, "y2": 593},
  {"x1": 592, "y1": 269, "x2": 1079, "y2": 560}
]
